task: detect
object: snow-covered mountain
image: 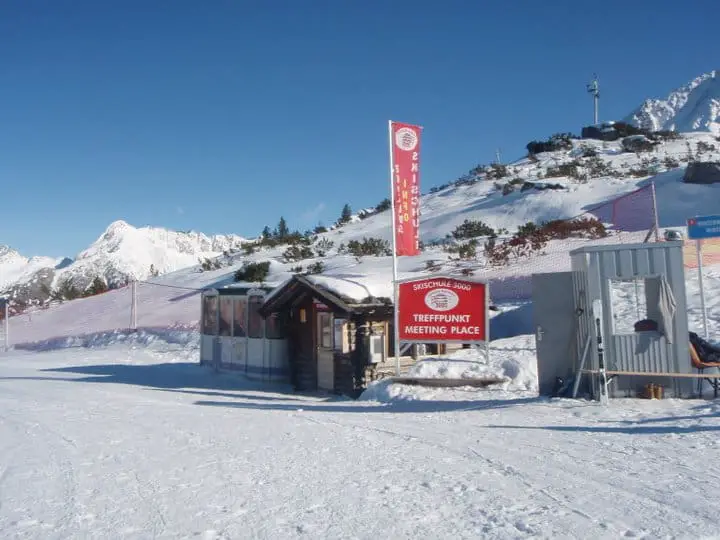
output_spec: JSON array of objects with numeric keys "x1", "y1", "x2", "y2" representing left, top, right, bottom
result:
[
  {"x1": 68, "y1": 220, "x2": 247, "y2": 288},
  {"x1": 0, "y1": 245, "x2": 65, "y2": 291},
  {"x1": 626, "y1": 70, "x2": 720, "y2": 134},
  {"x1": 1, "y1": 221, "x2": 247, "y2": 308}
]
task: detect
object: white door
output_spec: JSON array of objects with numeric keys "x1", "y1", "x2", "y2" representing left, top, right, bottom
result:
[
  {"x1": 532, "y1": 272, "x2": 577, "y2": 395},
  {"x1": 316, "y1": 312, "x2": 334, "y2": 391}
]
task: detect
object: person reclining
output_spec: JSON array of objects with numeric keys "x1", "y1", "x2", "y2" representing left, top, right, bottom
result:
[{"x1": 689, "y1": 331, "x2": 720, "y2": 363}]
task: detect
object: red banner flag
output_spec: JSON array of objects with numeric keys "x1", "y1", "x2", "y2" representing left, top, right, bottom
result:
[{"x1": 389, "y1": 121, "x2": 422, "y2": 256}]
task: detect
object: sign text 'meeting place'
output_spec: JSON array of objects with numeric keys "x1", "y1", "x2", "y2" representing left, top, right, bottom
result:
[{"x1": 403, "y1": 324, "x2": 482, "y2": 336}]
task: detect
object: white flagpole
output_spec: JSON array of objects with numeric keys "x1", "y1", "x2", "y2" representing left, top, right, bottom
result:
[
  {"x1": 651, "y1": 181, "x2": 660, "y2": 241},
  {"x1": 697, "y1": 240, "x2": 709, "y2": 340},
  {"x1": 388, "y1": 120, "x2": 401, "y2": 376}
]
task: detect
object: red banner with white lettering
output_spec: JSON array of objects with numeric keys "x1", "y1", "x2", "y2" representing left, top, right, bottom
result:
[{"x1": 390, "y1": 121, "x2": 422, "y2": 256}]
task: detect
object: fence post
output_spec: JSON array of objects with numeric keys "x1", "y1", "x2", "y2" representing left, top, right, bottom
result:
[
  {"x1": 1, "y1": 298, "x2": 8, "y2": 352},
  {"x1": 130, "y1": 281, "x2": 137, "y2": 331},
  {"x1": 651, "y1": 181, "x2": 660, "y2": 241}
]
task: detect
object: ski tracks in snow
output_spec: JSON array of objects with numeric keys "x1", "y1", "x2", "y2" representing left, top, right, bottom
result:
[
  {"x1": 4, "y1": 350, "x2": 720, "y2": 539},
  {"x1": 0, "y1": 409, "x2": 79, "y2": 538},
  {"x1": 291, "y1": 410, "x2": 577, "y2": 538},
  {"x1": 291, "y1": 405, "x2": 718, "y2": 539}
]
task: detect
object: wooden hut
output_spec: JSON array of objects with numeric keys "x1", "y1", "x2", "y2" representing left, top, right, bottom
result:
[{"x1": 259, "y1": 275, "x2": 396, "y2": 397}]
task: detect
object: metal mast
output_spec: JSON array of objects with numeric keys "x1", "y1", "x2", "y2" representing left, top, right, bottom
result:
[{"x1": 586, "y1": 74, "x2": 600, "y2": 125}]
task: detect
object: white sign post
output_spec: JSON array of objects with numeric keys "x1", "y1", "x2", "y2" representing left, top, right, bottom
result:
[
  {"x1": 686, "y1": 215, "x2": 720, "y2": 340},
  {"x1": 696, "y1": 240, "x2": 709, "y2": 340}
]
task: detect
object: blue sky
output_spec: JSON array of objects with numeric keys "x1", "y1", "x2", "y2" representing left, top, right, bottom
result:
[{"x1": 3, "y1": 0, "x2": 719, "y2": 257}]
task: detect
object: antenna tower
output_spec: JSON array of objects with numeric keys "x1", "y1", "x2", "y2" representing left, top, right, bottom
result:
[{"x1": 586, "y1": 74, "x2": 600, "y2": 125}]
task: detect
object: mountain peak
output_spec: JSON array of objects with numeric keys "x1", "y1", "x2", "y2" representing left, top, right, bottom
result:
[
  {"x1": 103, "y1": 220, "x2": 133, "y2": 237},
  {"x1": 0, "y1": 245, "x2": 24, "y2": 262},
  {"x1": 626, "y1": 70, "x2": 720, "y2": 134}
]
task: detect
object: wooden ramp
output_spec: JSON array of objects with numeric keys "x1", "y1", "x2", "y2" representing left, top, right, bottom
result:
[{"x1": 389, "y1": 377, "x2": 507, "y2": 388}]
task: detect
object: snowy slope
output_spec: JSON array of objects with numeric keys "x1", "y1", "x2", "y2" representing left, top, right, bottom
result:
[
  {"x1": 323, "y1": 132, "x2": 720, "y2": 246},
  {"x1": 626, "y1": 70, "x2": 720, "y2": 134}
]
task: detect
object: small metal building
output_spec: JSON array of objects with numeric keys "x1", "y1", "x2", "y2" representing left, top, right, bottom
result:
[
  {"x1": 534, "y1": 241, "x2": 693, "y2": 398},
  {"x1": 200, "y1": 286, "x2": 289, "y2": 382}
]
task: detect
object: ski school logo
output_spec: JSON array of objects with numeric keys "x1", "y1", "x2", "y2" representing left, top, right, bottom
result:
[
  {"x1": 424, "y1": 288, "x2": 459, "y2": 312},
  {"x1": 395, "y1": 127, "x2": 418, "y2": 152}
]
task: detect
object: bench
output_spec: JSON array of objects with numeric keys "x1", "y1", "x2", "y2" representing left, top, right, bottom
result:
[{"x1": 580, "y1": 343, "x2": 720, "y2": 399}]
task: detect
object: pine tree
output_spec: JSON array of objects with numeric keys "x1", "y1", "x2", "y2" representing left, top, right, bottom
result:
[
  {"x1": 277, "y1": 216, "x2": 289, "y2": 239},
  {"x1": 86, "y1": 276, "x2": 109, "y2": 297},
  {"x1": 261, "y1": 225, "x2": 272, "y2": 238},
  {"x1": 375, "y1": 198, "x2": 391, "y2": 212},
  {"x1": 339, "y1": 204, "x2": 352, "y2": 225}
]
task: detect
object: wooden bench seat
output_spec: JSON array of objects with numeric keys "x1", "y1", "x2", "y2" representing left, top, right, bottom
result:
[{"x1": 580, "y1": 343, "x2": 720, "y2": 398}]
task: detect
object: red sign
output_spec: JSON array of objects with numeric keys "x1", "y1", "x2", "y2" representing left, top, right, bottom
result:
[
  {"x1": 390, "y1": 121, "x2": 422, "y2": 256},
  {"x1": 398, "y1": 276, "x2": 488, "y2": 342}
]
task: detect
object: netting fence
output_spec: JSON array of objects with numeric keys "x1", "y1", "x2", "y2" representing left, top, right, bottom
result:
[
  {"x1": 467, "y1": 182, "x2": 660, "y2": 302},
  {"x1": 7, "y1": 279, "x2": 204, "y2": 350}
]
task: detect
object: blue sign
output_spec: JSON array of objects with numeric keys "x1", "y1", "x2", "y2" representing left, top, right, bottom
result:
[{"x1": 687, "y1": 215, "x2": 720, "y2": 240}]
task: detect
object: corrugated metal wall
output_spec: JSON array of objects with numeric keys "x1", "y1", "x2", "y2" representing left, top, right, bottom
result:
[{"x1": 570, "y1": 242, "x2": 691, "y2": 397}]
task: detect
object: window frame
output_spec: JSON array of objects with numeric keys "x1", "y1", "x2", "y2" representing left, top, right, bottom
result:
[
  {"x1": 202, "y1": 295, "x2": 219, "y2": 335},
  {"x1": 318, "y1": 312, "x2": 333, "y2": 349},
  {"x1": 218, "y1": 296, "x2": 233, "y2": 336},
  {"x1": 265, "y1": 311, "x2": 288, "y2": 340},
  {"x1": 232, "y1": 297, "x2": 247, "y2": 337},
  {"x1": 607, "y1": 276, "x2": 656, "y2": 335},
  {"x1": 247, "y1": 295, "x2": 264, "y2": 339}
]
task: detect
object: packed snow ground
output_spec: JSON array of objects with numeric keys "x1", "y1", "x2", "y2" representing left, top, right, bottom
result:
[{"x1": 3, "y1": 338, "x2": 720, "y2": 539}]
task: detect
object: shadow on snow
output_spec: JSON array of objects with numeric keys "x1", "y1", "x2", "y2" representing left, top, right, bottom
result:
[
  {"x1": 192, "y1": 396, "x2": 543, "y2": 414},
  {"x1": 2, "y1": 362, "x2": 305, "y2": 401},
  {"x1": 1, "y1": 361, "x2": 545, "y2": 413}
]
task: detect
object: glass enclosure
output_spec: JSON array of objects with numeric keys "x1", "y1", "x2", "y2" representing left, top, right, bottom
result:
[
  {"x1": 233, "y1": 300, "x2": 247, "y2": 337},
  {"x1": 202, "y1": 292, "x2": 287, "y2": 340},
  {"x1": 219, "y1": 297, "x2": 233, "y2": 336},
  {"x1": 202, "y1": 295, "x2": 218, "y2": 335},
  {"x1": 248, "y1": 296, "x2": 264, "y2": 338}
]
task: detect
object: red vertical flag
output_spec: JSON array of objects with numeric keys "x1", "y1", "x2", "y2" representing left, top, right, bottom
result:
[{"x1": 390, "y1": 121, "x2": 422, "y2": 256}]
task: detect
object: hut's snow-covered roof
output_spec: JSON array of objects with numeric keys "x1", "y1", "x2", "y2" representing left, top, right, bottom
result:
[{"x1": 304, "y1": 275, "x2": 393, "y2": 303}]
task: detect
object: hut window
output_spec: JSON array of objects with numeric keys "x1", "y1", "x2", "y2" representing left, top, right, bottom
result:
[
  {"x1": 202, "y1": 296, "x2": 218, "y2": 335},
  {"x1": 609, "y1": 278, "x2": 649, "y2": 334},
  {"x1": 233, "y1": 299, "x2": 247, "y2": 337},
  {"x1": 218, "y1": 297, "x2": 233, "y2": 336},
  {"x1": 247, "y1": 295, "x2": 264, "y2": 338},
  {"x1": 265, "y1": 312, "x2": 287, "y2": 340},
  {"x1": 334, "y1": 318, "x2": 347, "y2": 352},
  {"x1": 319, "y1": 312, "x2": 333, "y2": 349}
]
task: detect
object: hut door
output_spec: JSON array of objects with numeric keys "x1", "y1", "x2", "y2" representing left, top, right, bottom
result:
[
  {"x1": 532, "y1": 272, "x2": 576, "y2": 396},
  {"x1": 316, "y1": 312, "x2": 334, "y2": 391}
]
